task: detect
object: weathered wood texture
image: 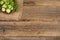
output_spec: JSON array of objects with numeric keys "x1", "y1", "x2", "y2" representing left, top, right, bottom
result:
[
  {"x1": 4, "y1": 36, "x2": 60, "y2": 40},
  {"x1": 0, "y1": 22, "x2": 60, "y2": 36},
  {"x1": 0, "y1": 0, "x2": 60, "y2": 39},
  {"x1": 0, "y1": 36, "x2": 59, "y2": 40},
  {"x1": 19, "y1": 0, "x2": 60, "y2": 37},
  {"x1": 22, "y1": 6, "x2": 60, "y2": 21},
  {"x1": 24, "y1": 0, "x2": 60, "y2": 6}
]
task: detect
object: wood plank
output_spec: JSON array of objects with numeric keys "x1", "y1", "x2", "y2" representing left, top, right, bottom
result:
[
  {"x1": 0, "y1": 36, "x2": 59, "y2": 40},
  {"x1": 0, "y1": 21, "x2": 60, "y2": 36},
  {"x1": 4, "y1": 36, "x2": 60, "y2": 40},
  {"x1": 0, "y1": 30, "x2": 3, "y2": 36},
  {"x1": 24, "y1": 0, "x2": 60, "y2": 6},
  {"x1": 0, "y1": 37, "x2": 3, "y2": 40},
  {"x1": 22, "y1": 6, "x2": 60, "y2": 21},
  {"x1": 24, "y1": 0, "x2": 60, "y2": 2}
]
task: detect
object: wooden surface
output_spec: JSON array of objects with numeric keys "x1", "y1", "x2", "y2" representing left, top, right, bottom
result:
[
  {"x1": 0, "y1": 21, "x2": 60, "y2": 36},
  {"x1": 0, "y1": 0, "x2": 60, "y2": 40},
  {"x1": 24, "y1": 0, "x2": 60, "y2": 6},
  {"x1": 22, "y1": 6, "x2": 60, "y2": 21},
  {"x1": 0, "y1": 36, "x2": 60, "y2": 40}
]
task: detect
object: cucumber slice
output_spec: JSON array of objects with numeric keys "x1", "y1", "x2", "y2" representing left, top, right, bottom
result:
[
  {"x1": 8, "y1": 5, "x2": 12, "y2": 9},
  {"x1": 11, "y1": 7, "x2": 13, "y2": 10},
  {"x1": 0, "y1": 1, "x2": 4, "y2": 5},
  {"x1": 2, "y1": 8, "x2": 5, "y2": 12},
  {"x1": 6, "y1": 9, "x2": 11, "y2": 13},
  {"x1": 3, "y1": 0, "x2": 6, "y2": 2},
  {"x1": 0, "y1": 0, "x2": 18, "y2": 13},
  {"x1": 5, "y1": 2, "x2": 9, "y2": 4},
  {"x1": 2, "y1": 4, "x2": 7, "y2": 8}
]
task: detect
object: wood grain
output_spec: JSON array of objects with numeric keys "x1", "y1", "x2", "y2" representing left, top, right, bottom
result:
[
  {"x1": 24, "y1": 0, "x2": 60, "y2": 6},
  {"x1": 4, "y1": 36, "x2": 60, "y2": 40},
  {"x1": 0, "y1": 0, "x2": 60, "y2": 39},
  {"x1": 0, "y1": 21, "x2": 59, "y2": 36},
  {"x1": 22, "y1": 6, "x2": 60, "y2": 21}
]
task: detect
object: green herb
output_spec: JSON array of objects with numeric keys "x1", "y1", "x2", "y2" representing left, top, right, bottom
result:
[{"x1": 0, "y1": 0, "x2": 18, "y2": 13}]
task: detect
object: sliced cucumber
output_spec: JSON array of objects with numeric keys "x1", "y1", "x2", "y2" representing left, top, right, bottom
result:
[
  {"x1": 11, "y1": 7, "x2": 13, "y2": 10},
  {"x1": 6, "y1": 9, "x2": 11, "y2": 13},
  {"x1": 0, "y1": 1, "x2": 4, "y2": 5},
  {"x1": 2, "y1": 4, "x2": 7, "y2": 8},
  {"x1": 3, "y1": 0, "x2": 6, "y2": 2},
  {"x1": 8, "y1": 5, "x2": 12, "y2": 9},
  {"x1": 0, "y1": 0, "x2": 18, "y2": 13},
  {"x1": 2, "y1": 7, "x2": 5, "y2": 12}
]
